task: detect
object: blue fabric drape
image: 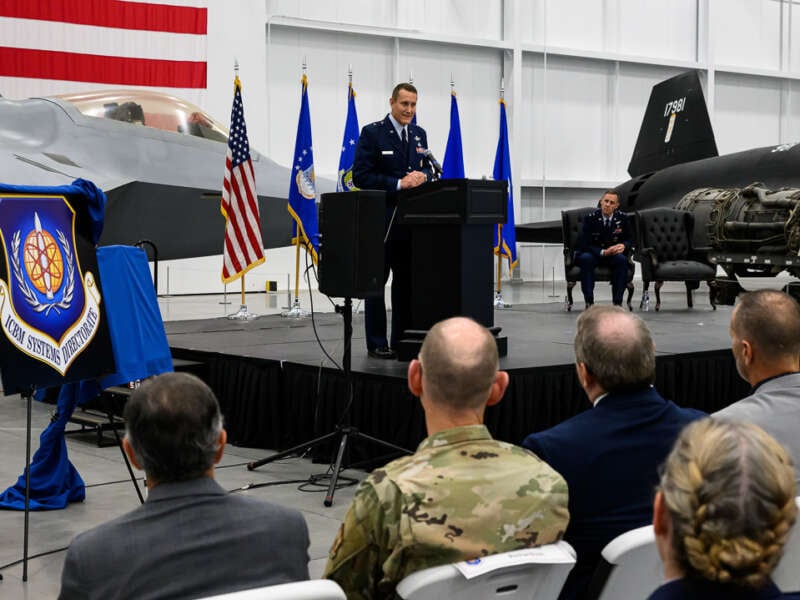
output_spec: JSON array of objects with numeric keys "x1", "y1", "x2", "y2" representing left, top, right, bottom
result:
[
  {"x1": 0, "y1": 178, "x2": 106, "y2": 244},
  {"x1": 96, "y1": 246, "x2": 173, "y2": 388},
  {"x1": 0, "y1": 382, "x2": 97, "y2": 509},
  {"x1": 0, "y1": 244, "x2": 173, "y2": 510}
]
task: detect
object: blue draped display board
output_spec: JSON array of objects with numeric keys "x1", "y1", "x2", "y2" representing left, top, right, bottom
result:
[
  {"x1": 0, "y1": 179, "x2": 173, "y2": 510},
  {"x1": 95, "y1": 245, "x2": 173, "y2": 391},
  {"x1": 0, "y1": 179, "x2": 114, "y2": 393},
  {"x1": 0, "y1": 244, "x2": 174, "y2": 510}
]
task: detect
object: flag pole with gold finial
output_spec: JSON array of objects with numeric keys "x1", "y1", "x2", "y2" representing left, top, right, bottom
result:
[
  {"x1": 494, "y1": 78, "x2": 511, "y2": 309},
  {"x1": 226, "y1": 58, "x2": 260, "y2": 320},
  {"x1": 283, "y1": 57, "x2": 311, "y2": 319}
]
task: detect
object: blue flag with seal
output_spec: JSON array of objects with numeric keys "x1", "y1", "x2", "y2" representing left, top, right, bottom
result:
[
  {"x1": 337, "y1": 82, "x2": 360, "y2": 192},
  {"x1": 287, "y1": 74, "x2": 319, "y2": 261},
  {"x1": 493, "y1": 98, "x2": 518, "y2": 269},
  {"x1": 442, "y1": 90, "x2": 465, "y2": 179}
]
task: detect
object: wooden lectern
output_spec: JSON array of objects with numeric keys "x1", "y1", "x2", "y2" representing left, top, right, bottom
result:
[{"x1": 394, "y1": 178, "x2": 508, "y2": 360}]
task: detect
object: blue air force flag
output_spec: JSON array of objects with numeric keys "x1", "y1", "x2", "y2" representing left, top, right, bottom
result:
[
  {"x1": 337, "y1": 83, "x2": 360, "y2": 192},
  {"x1": 287, "y1": 74, "x2": 320, "y2": 260},
  {"x1": 493, "y1": 98, "x2": 518, "y2": 269},
  {"x1": 442, "y1": 91, "x2": 465, "y2": 179},
  {"x1": 0, "y1": 182, "x2": 114, "y2": 393}
]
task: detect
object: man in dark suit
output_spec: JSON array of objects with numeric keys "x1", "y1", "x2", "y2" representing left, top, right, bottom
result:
[
  {"x1": 575, "y1": 190, "x2": 631, "y2": 307},
  {"x1": 522, "y1": 306, "x2": 705, "y2": 600},
  {"x1": 59, "y1": 372, "x2": 309, "y2": 600},
  {"x1": 352, "y1": 82, "x2": 433, "y2": 359}
]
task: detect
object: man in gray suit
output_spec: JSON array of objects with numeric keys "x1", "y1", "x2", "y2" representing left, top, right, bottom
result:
[
  {"x1": 59, "y1": 372, "x2": 309, "y2": 600},
  {"x1": 715, "y1": 289, "x2": 800, "y2": 485}
]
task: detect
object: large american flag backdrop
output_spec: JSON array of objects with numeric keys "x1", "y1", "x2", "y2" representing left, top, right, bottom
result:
[{"x1": 0, "y1": 0, "x2": 207, "y2": 102}]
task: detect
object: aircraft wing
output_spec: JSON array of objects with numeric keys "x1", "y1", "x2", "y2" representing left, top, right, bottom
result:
[{"x1": 515, "y1": 219, "x2": 563, "y2": 245}]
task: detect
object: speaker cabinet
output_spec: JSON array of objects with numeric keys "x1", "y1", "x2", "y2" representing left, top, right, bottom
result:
[{"x1": 318, "y1": 191, "x2": 385, "y2": 298}]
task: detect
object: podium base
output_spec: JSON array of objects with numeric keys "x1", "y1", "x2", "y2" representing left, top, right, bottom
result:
[{"x1": 395, "y1": 328, "x2": 507, "y2": 361}]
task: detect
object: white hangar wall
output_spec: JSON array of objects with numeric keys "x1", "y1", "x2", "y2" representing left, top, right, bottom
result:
[
  {"x1": 5, "y1": 0, "x2": 800, "y2": 293},
  {"x1": 256, "y1": 0, "x2": 800, "y2": 287}
]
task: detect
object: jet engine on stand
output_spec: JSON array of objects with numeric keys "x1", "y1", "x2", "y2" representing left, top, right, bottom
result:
[{"x1": 676, "y1": 184, "x2": 800, "y2": 302}]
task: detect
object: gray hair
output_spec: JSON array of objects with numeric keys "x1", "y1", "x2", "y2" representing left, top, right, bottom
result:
[
  {"x1": 124, "y1": 372, "x2": 223, "y2": 483},
  {"x1": 574, "y1": 305, "x2": 655, "y2": 393}
]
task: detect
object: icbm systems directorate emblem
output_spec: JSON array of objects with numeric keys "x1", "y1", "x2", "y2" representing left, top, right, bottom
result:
[{"x1": 0, "y1": 196, "x2": 102, "y2": 375}]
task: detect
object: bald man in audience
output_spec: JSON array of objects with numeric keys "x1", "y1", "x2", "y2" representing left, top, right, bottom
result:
[
  {"x1": 324, "y1": 317, "x2": 569, "y2": 600},
  {"x1": 522, "y1": 305, "x2": 705, "y2": 600},
  {"x1": 715, "y1": 289, "x2": 800, "y2": 486}
]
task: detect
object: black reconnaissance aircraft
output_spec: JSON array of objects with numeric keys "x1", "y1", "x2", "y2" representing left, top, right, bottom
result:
[{"x1": 516, "y1": 70, "x2": 800, "y2": 247}]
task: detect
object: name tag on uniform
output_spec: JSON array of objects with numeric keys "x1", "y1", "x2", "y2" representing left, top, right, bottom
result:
[{"x1": 381, "y1": 150, "x2": 393, "y2": 155}]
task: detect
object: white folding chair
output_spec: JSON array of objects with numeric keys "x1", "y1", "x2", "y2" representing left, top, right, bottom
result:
[
  {"x1": 592, "y1": 525, "x2": 663, "y2": 600},
  {"x1": 395, "y1": 541, "x2": 576, "y2": 600},
  {"x1": 772, "y1": 496, "x2": 800, "y2": 593},
  {"x1": 196, "y1": 579, "x2": 346, "y2": 600}
]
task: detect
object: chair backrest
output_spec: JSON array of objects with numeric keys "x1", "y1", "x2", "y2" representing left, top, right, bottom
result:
[
  {"x1": 593, "y1": 499, "x2": 800, "y2": 598},
  {"x1": 635, "y1": 208, "x2": 692, "y2": 262},
  {"x1": 593, "y1": 525, "x2": 663, "y2": 600},
  {"x1": 197, "y1": 579, "x2": 346, "y2": 600},
  {"x1": 772, "y1": 496, "x2": 800, "y2": 592},
  {"x1": 395, "y1": 541, "x2": 576, "y2": 600},
  {"x1": 561, "y1": 207, "x2": 596, "y2": 253}
]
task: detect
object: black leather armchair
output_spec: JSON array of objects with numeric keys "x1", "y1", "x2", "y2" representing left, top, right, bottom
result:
[
  {"x1": 633, "y1": 208, "x2": 717, "y2": 311},
  {"x1": 562, "y1": 207, "x2": 635, "y2": 311}
]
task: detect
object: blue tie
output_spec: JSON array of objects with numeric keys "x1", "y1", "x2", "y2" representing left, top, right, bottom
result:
[{"x1": 401, "y1": 128, "x2": 408, "y2": 158}]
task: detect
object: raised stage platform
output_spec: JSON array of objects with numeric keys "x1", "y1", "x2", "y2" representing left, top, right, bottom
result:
[{"x1": 165, "y1": 302, "x2": 748, "y2": 462}]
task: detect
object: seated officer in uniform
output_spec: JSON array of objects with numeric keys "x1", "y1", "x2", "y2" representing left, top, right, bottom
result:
[{"x1": 575, "y1": 190, "x2": 631, "y2": 308}]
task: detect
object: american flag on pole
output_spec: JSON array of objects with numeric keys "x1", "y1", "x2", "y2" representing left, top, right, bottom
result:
[{"x1": 220, "y1": 75, "x2": 265, "y2": 283}]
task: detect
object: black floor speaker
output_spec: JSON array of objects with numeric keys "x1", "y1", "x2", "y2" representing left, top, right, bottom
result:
[{"x1": 318, "y1": 191, "x2": 385, "y2": 298}]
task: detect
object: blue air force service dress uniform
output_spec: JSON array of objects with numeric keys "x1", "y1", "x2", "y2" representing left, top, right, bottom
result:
[
  {"x1": 352, "y1": 115, "x2": 433, "y2": 351},
  {"x1": 574, "y1": 208, "x2": 631, "y2": 305}
]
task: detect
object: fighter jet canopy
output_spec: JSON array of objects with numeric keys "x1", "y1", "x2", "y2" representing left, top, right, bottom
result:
[{"x1": 54, "y1": 89, "x2": 229, "y2": 143}]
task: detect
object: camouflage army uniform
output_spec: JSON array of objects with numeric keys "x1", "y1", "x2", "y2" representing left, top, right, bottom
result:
[{"x1": 323, "y1": 424, "x2": 569, "y2": 600}]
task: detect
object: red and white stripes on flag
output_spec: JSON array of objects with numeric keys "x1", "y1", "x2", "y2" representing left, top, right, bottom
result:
[
  {"x1": 0, "y1": 0, "x2": 207, "y2": 97},
  {"x1": 221, "y1": 75, "x2": 264, "y2": 283}
]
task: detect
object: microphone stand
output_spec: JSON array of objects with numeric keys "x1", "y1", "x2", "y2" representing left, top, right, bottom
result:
[
  {"x1": 247, "y1": 297, "x2": 411, "y2": 506},
  {"x1": 424, "y1": 150, "x2": 443, "y2": 181}
]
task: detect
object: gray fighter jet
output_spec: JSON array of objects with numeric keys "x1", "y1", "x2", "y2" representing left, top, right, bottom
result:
[{"x1": 0, "y1": 89, "x2": 334, "y2": 260}]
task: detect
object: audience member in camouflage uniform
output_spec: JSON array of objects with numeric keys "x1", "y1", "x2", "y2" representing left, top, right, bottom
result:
[{"x1": 323, "y1": 317, "x2": 570, "y2": 600}]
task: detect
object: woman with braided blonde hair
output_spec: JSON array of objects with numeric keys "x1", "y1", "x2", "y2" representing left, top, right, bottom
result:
[{"x1": 648, "y1": 418, "x2": 798, "y2": 599}]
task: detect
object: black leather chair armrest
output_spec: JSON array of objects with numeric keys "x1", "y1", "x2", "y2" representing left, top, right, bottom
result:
[
  {"x1": 641, "y1": 247, "x2": 659, "y2": 267},
  {"x1": 563, "y1": 246, "x2": 575, "y2": 267}
]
